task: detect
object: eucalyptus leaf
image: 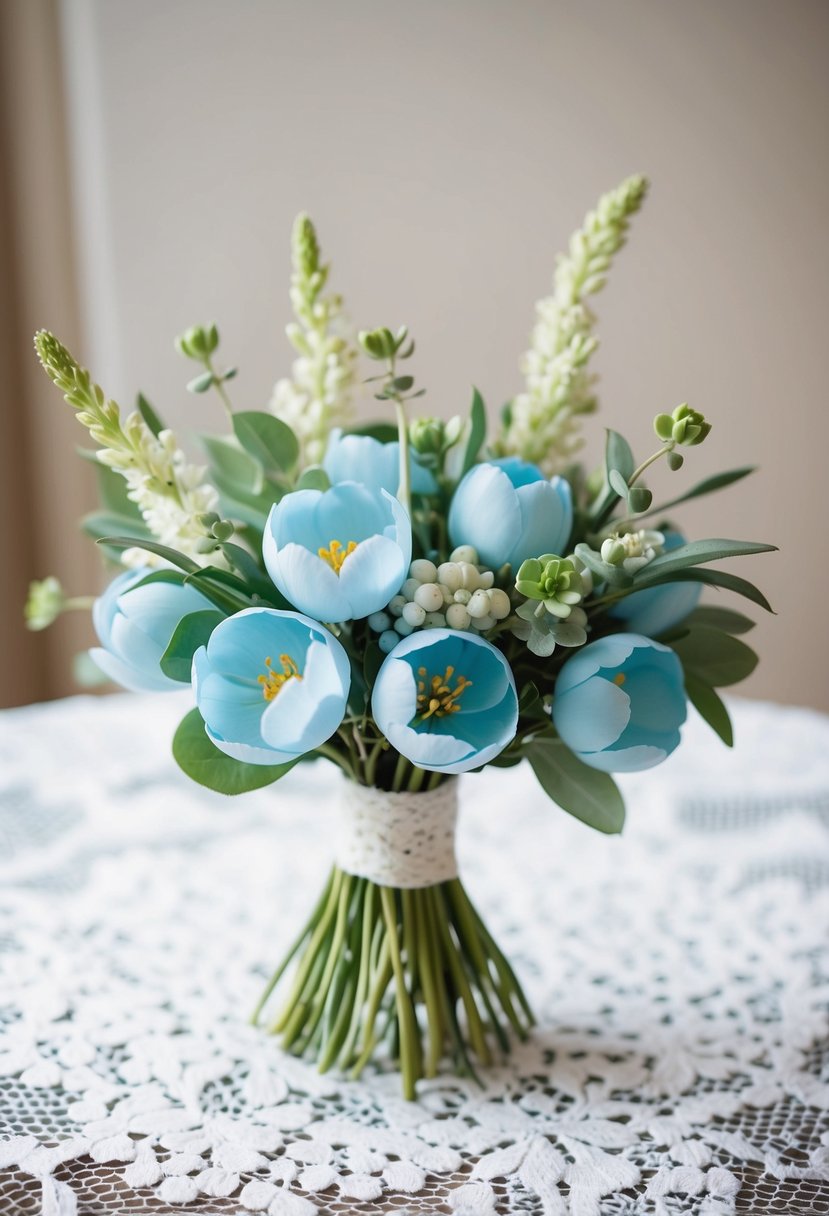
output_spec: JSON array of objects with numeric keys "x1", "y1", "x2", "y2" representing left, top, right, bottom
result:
[
  {"x1": 233, "y1": 412, "x2": 299, "y2": 473},
  {"x1": 684, "y1": 671, "x2": 734, "y2": 746},
  {"x1": 160, "y1": 610, "x2": 225, "y2": 682},
  {"x1": 606, "y1": 429, "x2": 635, "y2": 481},
  {"x1": 460, "y1": 388, "x2": 487, "y2": 476},
  {"x1": 173, "y1": 708, "x2": 296, "y2": 794},
  {"x1": 672, "y1": 625, "x2": 759, "y2": 687},
  {"x1": 346, "y1": 422, "x2": 399, "y2": 443},
  {"x1": 203, "y1": 435, "x2": 264, "y2": 493},
  {"x1": 93, "y1": 463, "x2": 145, "y2": 520},
  {"x1": 527, "y1": 737, "x2": 626, "y2": 834},
  {"x1": 187, "y1": 371, "x2": 214, "y2": 393},
  {"x1": 608, "y1": 468, "x2": 629, "y2": 499},
  {"x1": 82, "y1": 510, "x2": 150, "y2": 544}
]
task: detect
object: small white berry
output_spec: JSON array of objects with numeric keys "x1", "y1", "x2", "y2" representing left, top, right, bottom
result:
[
  {"x1": 470, "y1": 613, "x2": 495, "y2": 631},
  {"x1": 450, "y1": 545, "x2": 478, "y2": 564},
  {"x1": 378, "y1": 630, "x2": 398, "y2": 653},
  {"x1": 437, "y1": 562, "x2": 462, "y2": 592},
  {"x1": 394, "y1": 617, "x2": 414, "y2": 636},
  {"x1": 403, "y1": 578, "x2": 421, "y2": 600},
  {"x1": 410, "y1": 558, "x2": 438, "y2": 583},
  {"x1": 488, "y1": 588, "x2": 511, "y2": 619},
  {"x1": 368, "y1": 611, "x2": 391, "y2": 632},
  {"x1": 423, "y1": 611, "x2": 447, "y2": 628},
  {"x1": 458, "y1": 562, "x2": 480, "y2": 590},
  {"x1": 446, "y1": 603, "x2": 471, "y2": 630},
  {"x1": 440, "y1": 583, "x2": 454, "y2": 604},
  {"x1": 477, "y1": 569, "x2": 495, "y2": 589},
  {"x1": 388, "y1": 595, "x2": 406, "y2": 618},
  {"x1": 402, "y1": 601, "x2": 426, "y2": 627},
  {"x1": 467, "y1": 589, "x2": 491, "y2": 619},
  {"x1": 453, "y1": 588, "x2": 472, "y2": 605},
  {"x1": 414, "y1": 583, "x2": 444, "y2": 613}
]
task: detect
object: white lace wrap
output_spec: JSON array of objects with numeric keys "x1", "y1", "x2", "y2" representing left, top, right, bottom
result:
[
  {"x1": 335, "y1": 779, "x2": 459, "y2": 887},
  {"x1": 1, "y1": 692, "x2": 828, "y2": 1216}
]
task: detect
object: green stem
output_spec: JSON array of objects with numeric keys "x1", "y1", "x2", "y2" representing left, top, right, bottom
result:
[
  {"x1": 205, "y1": 356, "x2": 234, "y2": 423},
  {"x1": 64, "y1": 596, "x2": 96, "y2": 612},
  {"x1": 380, "y1": 886, "x2": 419, "y2": 1099},
  {"x1": 392, "y1": 753, "x2": 409, "y2": 793},
  {"x1": 393, "y1": 398, "x2": 412, "y2": 520},
  {"x1": 268, "y1": 869, "x2": 343, "y2": 1033},
  {"x1": 250, "y1": 869, "x2": 335, "y2": 1026},
  {"x1": 627, "y1": 442, "x2": 673, "y2": 488},
  {"x1": 407, "y1": 765, "x2": 426, "y2": 793},
  {"x1": 314, "y1": 742, "x2": 358, "y2": 780}
]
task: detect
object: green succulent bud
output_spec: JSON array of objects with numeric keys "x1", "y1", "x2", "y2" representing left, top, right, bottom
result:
[
  {"x1": 600, "y1": 538, "x2": 626, "y2": 566},
  {"x1": 211, "y1": 519, "x2": 234, "y2": 542},
  {"x1": 176, "y1": 324, "x2": 219, "y2": 361},
  {"x1": 653, "y1": 403, "x2": 711, "y2": 447},
  {"x1": 24, "y1": 576, "x2": 66, "y2": 631},
  {"x1": 515, "y1": 554, "x2": 584, "y2": 620},
  {"x1": 409, "y1": 417, "x2": 445, "y2": 456}
]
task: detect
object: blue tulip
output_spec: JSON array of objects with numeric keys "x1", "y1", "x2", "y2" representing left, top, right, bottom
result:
[
  {"x1": 323, "y1": 428, "x2": 438, "y2": 496},
  {"x1": 448, "y1": 460, "x2": 573, "y2": 570},
  {"x1": 90, "y1": 569, "x2": 215, "y2": 692},
  {"x1": 552, "y1": 633, "x2": 687, "y2": 773},
  {"x1": 192, "y1": 607, "x2": 351, "y2": 766},
  {"x1": 263, "y1": 481, "x2": 412, "y2": 623},
  {"x1": 609, "y1": 532, "x2": 701, "y2": 636},
  {"x1": 372, "y1": 629, "x2": 518, "y2": 774}
]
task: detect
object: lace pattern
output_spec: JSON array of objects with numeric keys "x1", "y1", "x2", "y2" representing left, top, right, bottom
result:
[
  {"x1": 336, "y1": 778, "x2": 459, "y2": 887},
  {"x1": 0, "y1": 692, "x2": 827, "y2": 1215}
]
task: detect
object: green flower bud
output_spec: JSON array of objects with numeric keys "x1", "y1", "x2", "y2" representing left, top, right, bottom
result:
[
  {"x1": 409, "y1": 417, "x2": 445, "y2": 456},
  {"x1": 25, "y1": 576, "x2": 66, "y2": 631},
  {"x1": 515, "y1": 554, "x2": 583, "y2": 620},
  {"x1": 600, "y1": 538, "x2": 626, "y2": 566},
  {"x1": 359, "y1": 327, "x2": 398, "y2": 361},
  {"x1": 211, "y1": 519, "x2": 235, "y2": 542}
]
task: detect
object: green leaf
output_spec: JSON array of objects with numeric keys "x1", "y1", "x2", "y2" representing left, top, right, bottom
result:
[
  {"x1": 606, "y1": 429, "x2": 634, "y2": 481},
  {"x1": 219, "y1": 542, "x2": 282, "y2": 602},
  {"x1": 671, "y1": 625, "x2": 759, "y2": 687},
  {"x1": 187, "y1": 371, "x2": 214, "y2": 393},
  {"x1": 212, "y1": 472, "x2": 279, "y2": 529},
  {"x1": 460, "y1": 388, "x2": 487, "y2": 476},
  {"x1": 363, "y1": 640, "x2": 385, "y2": 691},
  {"x1": 685, "y1": 605, "x2": 755, "y2": 634},
  {"x1": 137, "y1": 392, "x2": 165, "y2": 438},
  {"x1": 684, "y1": 671, "x2": 734, "y2": 746},
  {"x1": 93, "y1": 462, "x2": 145, "y2": 520},
  {"x1": 181, "y1": 570, "x2": 251, "y2": 615},
  {"x1": 296, "y1": 466, "x2": 331, "y2": 491},
  {"x1": 82, "y1": 510, "x2": 150, "y2": 545},
  {"x1": 652, "y1": 567, "x2": 775, "y2": 613},
  {"x1": 608, "y1": 468, "x2": 629, "y2": 499},
  {"x1": 173, "y1": 708, "x2": 295, "y2": 794},
  {"x1": 98, "y1": 536, "x2": 199, "y2": 573},
  {"x1": 647, "y1": 466, "x2": 755, "y2": 515},
  {"x1": 203, "y1": 435, "x2": 264, "y2": 493},
  {"x1": 527, "y1": 738, "x2": 626, "y2": 834},
  {"x1": 345, "y1": 422, "x2": 398, "y2": 443},
  {"x1": 233, "y1": 411, "x2": 299, "y2": 473},
  {"x1": 160, "y1": 610, "x2": 225, "y2": 682},
  {"x1": 633, "y1": 538, "x2": 777, "y2": 587}
]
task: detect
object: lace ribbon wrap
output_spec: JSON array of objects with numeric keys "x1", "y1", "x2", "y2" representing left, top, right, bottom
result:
[{"x1": 335, "y1": 779, "x2": 459, "y2": 887}]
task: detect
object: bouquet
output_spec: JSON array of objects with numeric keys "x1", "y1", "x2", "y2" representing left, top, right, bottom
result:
[{"x1": 28, "y1": 176, "x2": 775, "y2": 1098}]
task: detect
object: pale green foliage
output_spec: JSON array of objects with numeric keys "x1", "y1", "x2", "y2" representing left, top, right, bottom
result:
[
  {"x1": 24, "y1": 576, "x2": 65, "y2": 630},
  {"x1": 34, "y1": 331, "x2": 221, "y2": 567},
  {"x1": 269, "y1": 214, "x2": 357, "y2": 464},
  {"x1": 497, "y1": 174, "x2": 648, "y2": 473}
]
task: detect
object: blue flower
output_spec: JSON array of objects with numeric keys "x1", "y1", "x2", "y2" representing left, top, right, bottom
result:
[
  {"x1": 263, "y1": 481, "x2": 412, "y2": 623},
  {"x1": 552, "y1": 633, "x2": 687, "y2": 772},
  {"x1": 372, "y1": 629, "x2": 518, "y2": 774},
  {"x1": 90, "y1": 569, "x2": 214, "y2": 692},
  {"x1": 192, "y1": 607, "x2": 351, "y2": 766},
  {"x1": 608, "y1": 532, "x2": 701, "y2": 636},
  {"x1": 448, "y1": 460, "x2": 573, "y2": 570},
  {"x1": 323, "y1": 428, "x2": 438, "y2": 496}
]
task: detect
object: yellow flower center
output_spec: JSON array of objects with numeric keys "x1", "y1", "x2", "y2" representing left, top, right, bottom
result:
[
  {"x1": 258, "y1": 653, "x2": 302, "y2": 702},
  {"x1": 416, "y1": 664, "x2": 473, "y2": 720},
  {"x1": 318, "y1": 539, "x2": 358, "y2": 574},
  {"x1": 613, "y1": 672, "x2": 626, "y2": 686}
]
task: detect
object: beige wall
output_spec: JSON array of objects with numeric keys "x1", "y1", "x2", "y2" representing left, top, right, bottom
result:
[{"x1": 31, "y1": 0, "x2": 829, "y2": 708}]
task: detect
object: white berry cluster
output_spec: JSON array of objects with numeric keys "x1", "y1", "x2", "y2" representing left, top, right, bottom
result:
[{"x1": 369, "y1": 546, "x2": 512, "y2": 653}]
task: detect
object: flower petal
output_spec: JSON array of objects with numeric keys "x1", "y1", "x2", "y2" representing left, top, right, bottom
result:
[
  {"x1": 448, "y1": 464, "x2": 523, "y2": 569},
  {"x1": 338, "y1": 535, "x2": 408, "y2": 620},
  {"x1": 553, "y1": 677, "x2": 632, "y2": 754},
  {"x1": 266, "y1": 543, "x2": 351, "y2": 622},
  {"x1": 260, "y1": 640, "x2": 348, "y2": 752},
  {"x1": 205, "y1": 725, "x2": 296, "y2": 767},
  {"x1": 88, "y1": 647, "x2": 177, "y2": 693}
]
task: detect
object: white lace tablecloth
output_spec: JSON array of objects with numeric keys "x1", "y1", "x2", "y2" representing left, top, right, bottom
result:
[{"x1": 1, "y1": 693, "x2": 828, "y2": 1216}]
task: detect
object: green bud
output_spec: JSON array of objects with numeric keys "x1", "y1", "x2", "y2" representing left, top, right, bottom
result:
[
  {"x1": 667, "y1": 402, "x2": 711, "y2": 447},
  {"x1": 409, "y1": 417, "x2": 445, "y2": 456},
  {"x1": 24, "y1": 576, "x2": 65, "y2": 631},
  {"x1": 444, "y1": 415, "x2": 464, "y2": 446},
  {"x1": 197, "y1": 512, "x2": 221, "y2": 528},
  {"x1": 628, "y1": 486, "x2": 652, "y2": 513},
  {"x1": 359, "y1": 327, "x2": 398, "y2": 361},
  {"x1": 600, "y1": 538, "x2": 626, "y2": 566},
  {"x1": 653, "y1": 413, "x2": 675, "y2": 441},
  {"x1": 211, "y1": 520, "x2": 234, "y2": 542},
  {"x1": 667, "y1": 450, "x2": 684, "y2": 471}
]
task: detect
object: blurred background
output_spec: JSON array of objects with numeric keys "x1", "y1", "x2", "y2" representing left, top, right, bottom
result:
[{"x1": 1, "y1": 0, "x2": 826, "y2": 710}]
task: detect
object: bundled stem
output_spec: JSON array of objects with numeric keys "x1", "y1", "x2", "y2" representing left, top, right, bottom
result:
[{"x1": 252, "y1": 867, "x2": 533, "y2": 1100}]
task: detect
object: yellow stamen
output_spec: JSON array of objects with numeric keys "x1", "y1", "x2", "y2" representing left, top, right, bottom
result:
[
  {"x1": 415, "y1": 664, "x2": 473, "y2": 720},
  {"x1": 258, "y1": 653, "x2": 302, "y2": 702},
  {"x1": 318, "y1": 538, "x2": 358, "y2": 574},
  {"x1": 613, "y1": 672, "x2": 626, "y2": 686}
]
